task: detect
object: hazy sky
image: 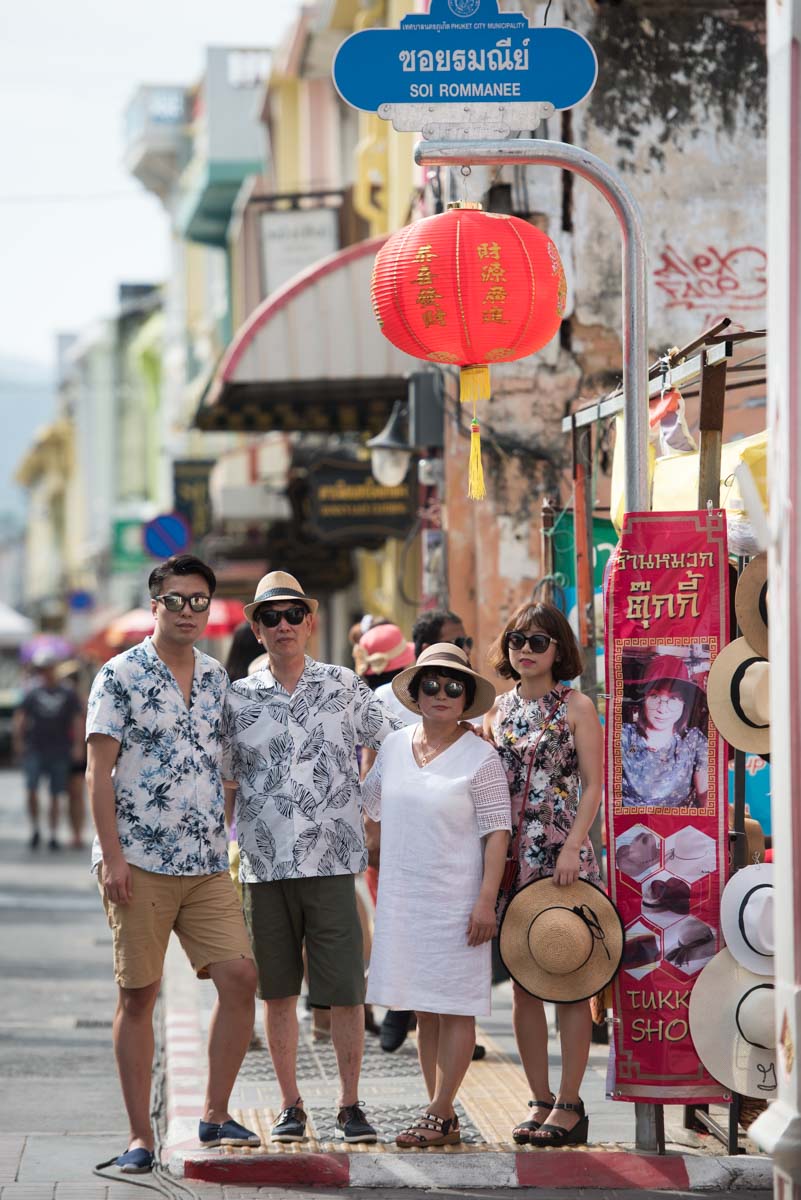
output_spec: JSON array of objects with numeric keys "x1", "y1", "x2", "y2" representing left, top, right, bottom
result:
[{"x1": 0, "y1": 0, "x2": 300, "y2": 371}]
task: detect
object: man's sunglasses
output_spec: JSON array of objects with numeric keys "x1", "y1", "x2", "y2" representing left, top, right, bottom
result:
[
  {"x1": 420, "y1": 676, "x2": 466, "y2": 699},
  {"x1": 256, "y1": 605, "x2": 308, "y2": 628},
  {"x1": 156, "y1": 593, "x2": 211, "y2": 613},
  {"x1": 505, "y1": 631, "x2": 556, "y2": 654},
  {"x1": 452, "y1": 636, "x2": 473, "y2": 651}
]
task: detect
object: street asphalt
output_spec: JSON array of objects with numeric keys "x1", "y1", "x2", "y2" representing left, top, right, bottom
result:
[{"x1": 0, "y1": 765, "x2": 771, "y2": 1199}]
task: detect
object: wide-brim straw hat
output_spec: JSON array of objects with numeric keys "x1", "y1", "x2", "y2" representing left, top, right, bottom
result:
[
  {"x1": 391, "y1": 642, "x2": 496, "y2": 721},
  {"x1": 243, "y1": 571, "x2": 319, "y2": 621},
  {"x1": 720, "y1": 863, "x2": 774, "y2": 976},
  {"x1": 707, "y1": 637, "x2": 770, "y2": 755},
  {"x1": 498, "y1": 877, "x2": 624, "y2": 1003},
  {"x1": 735, "y1": 553, "x2": 768, "y2": 659},
  {"x1": 689, "y1": 948, "x2": 777, "y2": 1099},
  {"x1": 353, "y1": 622, "x2": 415, "y2": 677}
]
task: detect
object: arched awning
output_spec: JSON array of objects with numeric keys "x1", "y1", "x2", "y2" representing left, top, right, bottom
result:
[{"x1": 195, "y1": 236, "x2": 420, "y2": 435}]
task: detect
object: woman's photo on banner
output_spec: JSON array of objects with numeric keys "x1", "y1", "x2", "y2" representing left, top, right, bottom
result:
[{"x1": 620, "y1": 645, "x2": 710, "y2": 810}]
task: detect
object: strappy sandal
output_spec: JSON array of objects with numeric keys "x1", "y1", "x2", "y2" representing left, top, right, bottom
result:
[
  {"x1": 530, "y1": 1099, "x2": 588, "y2": 1147},
  {"x1": 512, "y1": 1095, "x2": 555, "y2": 1144},
  {"x1": 395, "y1": 1111, "x2": 461, "y2": 1148}
]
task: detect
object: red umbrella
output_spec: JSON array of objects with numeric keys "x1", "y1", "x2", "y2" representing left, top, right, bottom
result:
[
  {"x1": 204, "y1": 599, "x2": 246, "y2": 638},
  {"x1": 105, "y1": 600, "x2": 244, "y2": 648}
]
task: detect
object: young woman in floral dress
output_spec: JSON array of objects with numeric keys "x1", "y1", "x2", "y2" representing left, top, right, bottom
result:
[{"x1": 484, "y1": 601, "x2": 603, "y2": 1148}]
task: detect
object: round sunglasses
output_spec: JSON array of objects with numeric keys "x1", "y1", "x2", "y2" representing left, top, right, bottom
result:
[
  {"x1": 257, "y1": 605, "x2": 308, "y2": 628},
  {"x1": 505, "y1": 631, "x2": 556, "y2": 654},
  {"x1": 420, "y1": 676, "x2": 466, "y2": 699},
  {"x1": 156, "y1": 593, "x2": 211, "y2": 613}
]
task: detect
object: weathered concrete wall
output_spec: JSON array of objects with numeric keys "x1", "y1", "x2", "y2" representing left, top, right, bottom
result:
[{"x1": 444, "y1": 1, "x2": 767, "y2": 659}]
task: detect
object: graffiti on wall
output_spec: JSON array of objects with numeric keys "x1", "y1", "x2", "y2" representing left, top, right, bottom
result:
[{"x1": 653, "y1": 245, "x2": 767, "y2": 330}]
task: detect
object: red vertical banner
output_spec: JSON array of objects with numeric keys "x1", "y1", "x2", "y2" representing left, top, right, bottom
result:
[{"x1": 604, "y1": 510, "x2": 729, "y2": 1103}]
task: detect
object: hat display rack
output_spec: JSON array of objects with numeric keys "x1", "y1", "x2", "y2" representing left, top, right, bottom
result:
[{"x1": 684, "y1": 551, "x2": 772, "y2": 1155}]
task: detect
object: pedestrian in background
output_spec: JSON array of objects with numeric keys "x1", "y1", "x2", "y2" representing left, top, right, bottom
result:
[
  {"x1": 56, "y1": 659, "x2": 89, "y2": 848},
  {"x1": 86, "y1": 554, "x2": 259, "y2": 1174},
  {"x1": 13, "y1": 648, "x2": 82, "y2": 850},
  {"x1": 485, "y1": 601, "x2": 603, "y2": 1147},
  {"x1": 223, "y1": 571, "x2": 402, "y2": 1146}
]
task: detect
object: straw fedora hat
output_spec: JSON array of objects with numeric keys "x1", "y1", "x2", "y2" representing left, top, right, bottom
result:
[
  {"x1": 391, "y1": 642, "x2": 496, "y2": 721},
  {"x1": 707, "y1": 638, "x2": 770, "y2": 756},
  {"x1": 353, "y1": 623, "x2": 415, "y2": 677},
  {"x1": 735, "y1": 553, "x2": 768, "y2": 659},
  {"x1": 243, "y1": 571, "x2": 319, "y2": 621},
  {"x1": 689, "y1": 948, "x2": 777, "y2": 1099},
  {"x1": 498, "y1": 877, "x2": 624, "y2": 1003},
  {"x1": 720, "y1": 863, "x2": 774, "y2": 976}
]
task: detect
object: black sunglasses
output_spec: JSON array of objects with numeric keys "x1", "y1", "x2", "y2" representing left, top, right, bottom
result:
[
  {"x1": 420, "y1": 676, "x2": 466, "y2": 699},
  {"x1": 452, "y1": 636, "x2": 473, "y2": 651},
  {"x1": 156, "y1": 593, "x2": 211, "y2": 613},
  {"x1": 505, "y1": 631, "x2": 556, "y2": 654},
  {"x1": 257, "y1": 605, "x2": 308, "y2": 628}
]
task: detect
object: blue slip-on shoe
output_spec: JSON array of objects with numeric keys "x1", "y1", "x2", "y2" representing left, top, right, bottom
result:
[
  {"x1": 115, "y1": 1147, "x2": 155, "y2": 1173},
  {"x1": 198, "y1": 1118, "x2": 261, "y2": 1148}
]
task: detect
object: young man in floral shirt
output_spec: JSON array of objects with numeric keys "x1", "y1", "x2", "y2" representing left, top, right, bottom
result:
[
  {"x1": 87, "y1": 554, "x2": 259, "y2": 1173},
  {"x1": 223, "y1": 571, "x2": 401, "y2": 1145}
]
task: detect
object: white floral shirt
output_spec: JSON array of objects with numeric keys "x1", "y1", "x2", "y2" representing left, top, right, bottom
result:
[
  {"x1": 223, "y1": 657, "x2": 402, "y2": 882},
  {"x1": 87, "y1": 637, "x2": 229, "y2": 876}
]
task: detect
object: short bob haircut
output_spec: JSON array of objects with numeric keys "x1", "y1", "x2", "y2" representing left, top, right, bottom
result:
[
  {"x1": 408, "y1": 664, "x2": 476, "y2": 711},
  {"x1": 487, "y1": 600, "x2": 583, "y2": 683}
]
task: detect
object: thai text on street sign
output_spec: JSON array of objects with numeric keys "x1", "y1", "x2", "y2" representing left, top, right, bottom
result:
[
  {"x1": 332, "y1": 0, "x2": 597, "y2": 115},
  {"x1": 604, "y1": 510, "x2": 729, "y2": 1104}
]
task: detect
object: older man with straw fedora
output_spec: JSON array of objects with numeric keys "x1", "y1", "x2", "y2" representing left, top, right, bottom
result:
[{"x1": 222, "y1": 571, "x2": 402, "y2": 1147}]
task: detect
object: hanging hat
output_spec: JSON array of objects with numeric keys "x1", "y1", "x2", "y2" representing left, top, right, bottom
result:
[
  {"x1": 689, "y1": 948, "x2": 777, "y2": 1099},
  {"x1": 353, "y1": 623, "x2": 415, "y2": 677},
  {"x1": 630, "y1": 654, "x2": 703, "y2": 700},
  {"x1": 728, "y1": 806, "x2": 766, "y2": 867},
  {"x1": 735, "y1": 553, "x2": 768, "y2": 659},
  {"x1": 498, "y1": 877, "x2": 624, "y2": 1003},
  {"x1": 720, "y1": 863, "x2": 774, "y2": 976},
  {"x1": 665, "y1": 827, "x2": 716, "y2": 879},
  {"x1": 616, "y1": 829, "x2": 661, "y2": 877},
  {"x1": 707, "y1": 638, "x2": 770, "y2": 756},
  {"x1": 391, "y1": 642, "x2": 496, "y2": 721},
  {"x1": 642, "y1": 875, "x2": 691, "y2": 916},
  {"x1": 243, "y1": 571, "x2": 319, "y2": 621}
]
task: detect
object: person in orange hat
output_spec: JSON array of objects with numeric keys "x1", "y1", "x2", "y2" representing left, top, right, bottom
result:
[{"x1": 622, "y1": 652, "x2": 708, "y2": 808}]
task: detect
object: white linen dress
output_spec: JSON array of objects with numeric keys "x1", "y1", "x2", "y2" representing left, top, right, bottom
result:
[{"x1": 363, "y1": 725, "x2": 511, "y2": 1017}]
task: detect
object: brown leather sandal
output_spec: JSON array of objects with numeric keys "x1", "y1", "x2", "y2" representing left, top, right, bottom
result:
[
  {"x1": 512, "y1": 1095, "x2": 555, "y2": 1144},
  {"x1": 395, "y1": 1111, "x2": 461, "y2": 1148}
]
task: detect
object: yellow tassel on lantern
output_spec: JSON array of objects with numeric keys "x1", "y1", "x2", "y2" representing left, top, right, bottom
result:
[
  {"x1": 468, "y1": 418, "x2": 486, "y2": 500},
  {"x1": 460, "y1": 364, "x2": 491, "y2": 405}
]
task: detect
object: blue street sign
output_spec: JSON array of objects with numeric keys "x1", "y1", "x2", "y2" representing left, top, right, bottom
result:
[
  {"x1": 142, "y1": 512, "x2": 191, "y2": 560},
  {"x1": 333, "y1": 0, "x2": 597, "y2": 114}
]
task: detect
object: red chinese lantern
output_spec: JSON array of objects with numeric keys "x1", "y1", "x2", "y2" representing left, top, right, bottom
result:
[{"x1": 371, "y1": 202, "x2": 566, "y2": 499}]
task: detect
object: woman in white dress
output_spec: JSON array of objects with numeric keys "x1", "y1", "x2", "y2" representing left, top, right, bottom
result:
[{"x1": 362, "y1": 643, "x2": 511, "y2": 1147}]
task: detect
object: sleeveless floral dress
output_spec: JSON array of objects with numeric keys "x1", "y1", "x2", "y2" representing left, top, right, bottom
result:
[{"x1": 492, "y1": 684, "x2": 600, "y2": 912}]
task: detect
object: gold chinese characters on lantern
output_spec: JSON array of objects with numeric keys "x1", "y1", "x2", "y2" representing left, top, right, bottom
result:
[{"x1": 371, "y1": 202, "x2": 566, "y2": 499}]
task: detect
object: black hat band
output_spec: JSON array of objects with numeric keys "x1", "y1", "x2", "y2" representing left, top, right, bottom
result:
[{"x1": 730, "y1": 656, "x2": 769, "y2": 730}]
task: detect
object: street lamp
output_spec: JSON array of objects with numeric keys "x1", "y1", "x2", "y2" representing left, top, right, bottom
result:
[{"x1": 367, "y1": 400, "x2": 414, "y2": 487}]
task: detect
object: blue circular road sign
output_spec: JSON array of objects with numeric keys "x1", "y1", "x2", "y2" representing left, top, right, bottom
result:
[{"x1": 142, "y1": 512, "x2": 192, "y2": 559}]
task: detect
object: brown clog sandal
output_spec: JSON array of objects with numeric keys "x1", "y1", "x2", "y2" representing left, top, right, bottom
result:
[
  {"x1": 395, "y1": 1111, "x2": 461, "y2": 1148},
  {"x1": 512, "y1": 1095, "x2": 555, "y2": 1144}
]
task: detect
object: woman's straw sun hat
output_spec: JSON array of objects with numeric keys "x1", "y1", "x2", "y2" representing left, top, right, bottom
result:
[
  {"x1": 391, "y1": 642, "x2": 496, "y2": 721},
  {"x1": 498, "y1": 877, "x2": 624, "y2": 1003}
]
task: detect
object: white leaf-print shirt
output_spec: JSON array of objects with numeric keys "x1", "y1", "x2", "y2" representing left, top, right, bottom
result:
[
  {"x1": 223, "y1": 657, "x2": 402, "y2": 882},
  {"x1": 87, "y1": 637, "x2": 228, "y2": 876}
]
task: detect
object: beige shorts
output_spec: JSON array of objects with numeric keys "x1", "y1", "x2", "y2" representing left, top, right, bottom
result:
[{"x1": 99, "y1": 864, "x2": 254, "y2": 989}]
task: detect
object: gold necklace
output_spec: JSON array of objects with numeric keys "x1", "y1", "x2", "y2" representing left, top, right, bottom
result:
[{"x1": 415, "y1": 726, "x2": 459, "y2": 767}]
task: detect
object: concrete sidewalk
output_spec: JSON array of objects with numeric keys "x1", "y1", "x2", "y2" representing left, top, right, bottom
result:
[{"x1": 161, "y1": 939, "x2": 772, "y2": 1191}]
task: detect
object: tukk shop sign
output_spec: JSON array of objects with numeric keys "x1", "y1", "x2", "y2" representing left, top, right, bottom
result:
[{"x1": 333, "y1": 0, "x2": 597, "y2": 114}]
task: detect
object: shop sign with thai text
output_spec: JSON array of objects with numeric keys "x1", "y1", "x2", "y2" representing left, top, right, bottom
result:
[
  {"x1": 333, "y1": 0, "x2": 597, "y2": 113},
  {"x1": 306, "y1": 457, "x2": 415, "y2": 544},
  {"x1": 604, "y1": 510, "x2": 729, "y2": 1104}
]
